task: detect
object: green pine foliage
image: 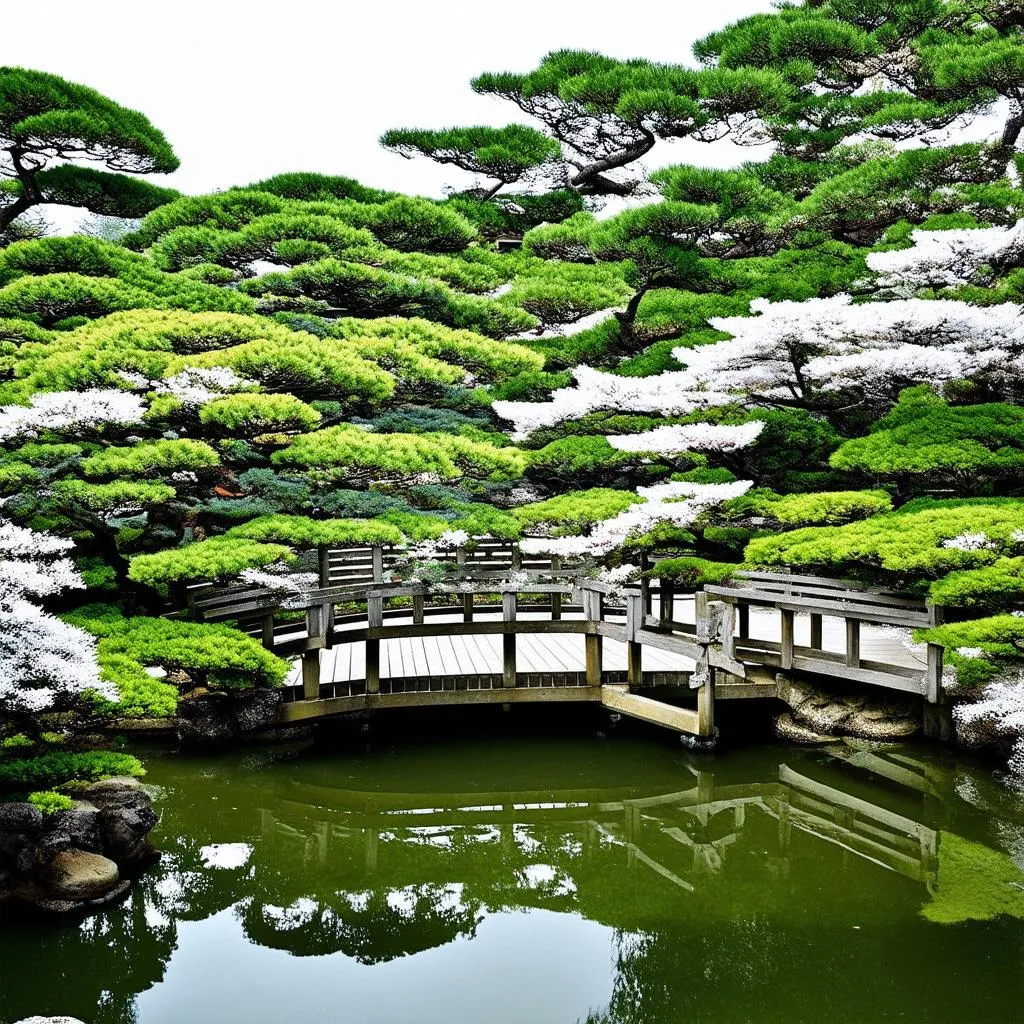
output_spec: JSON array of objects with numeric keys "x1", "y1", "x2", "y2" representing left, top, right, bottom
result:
[{"x1": 127, "y1": 537, "x2": 295, "y2": 586}]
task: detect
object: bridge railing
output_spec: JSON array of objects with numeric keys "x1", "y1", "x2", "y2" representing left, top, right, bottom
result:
[{"x1": 700, "y1": 570, "x2": 945, "y2": 702}]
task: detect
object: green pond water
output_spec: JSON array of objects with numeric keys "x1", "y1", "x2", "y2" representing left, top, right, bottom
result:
[{"x1": 2, "y1": 711, "x2": 1024, "y2": 1024}]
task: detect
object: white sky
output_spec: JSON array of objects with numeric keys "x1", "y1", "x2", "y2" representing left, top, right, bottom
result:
[{"x1": 2, "y1": 0, "x2": 778, "y2": 207}]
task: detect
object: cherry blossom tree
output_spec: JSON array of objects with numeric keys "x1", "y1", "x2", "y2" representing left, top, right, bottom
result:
[{"x1": 0, "y1": 519, "x2": 113, "y2": 719}]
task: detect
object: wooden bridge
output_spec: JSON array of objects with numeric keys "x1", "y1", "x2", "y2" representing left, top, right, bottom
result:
[{"x1": 187, "y1": 542, "x2": 947, "y2": 740}]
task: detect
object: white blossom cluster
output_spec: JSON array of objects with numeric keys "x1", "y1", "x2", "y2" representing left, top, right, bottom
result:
[
  {"x1": 0, "y1": 518, "x2": 113, "y2": 714},
  {"x1": 954, "y1": 673, "x2": 1024, "y2": 781},
  {"x1": 238, "y1": 565, "x2": 319, "y2": 595},
  {"x1": 403, "y1": 529, "x2": 471, "y2": 560},
  {"x1": 494, "y1": 293, "x2": 1024, "y2": 437},
  {"x1": 520, "y1": 480, "x2": 752, "y2": 556},
  {"x1": 0, "y1": 389, "x2": 146, "y2": 441},
  {"x1": 154, "y1": 367, "x2": 254, "y2": 408},
  {"x1": 607, "y1": 421, "x2": 764, "y2": 454},
  {"x1": 867, "y1": 220, "x2": 1024, "y2": 290},
  {"x1": 493, "y1": 365, "x2": 732, "y2": 439},
  {"x1": 941, "y1": 532, "x2": 998, "y2": 551}
]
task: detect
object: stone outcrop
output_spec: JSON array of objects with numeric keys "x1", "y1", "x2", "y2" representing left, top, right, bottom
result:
[
  {"x1": 176, "y1": 686, "x2": 282, "y2": 745},
  {"x1": 775, "y1": 675, "x2": 921, "y2": 743},
  {"x1": 0, "y1": 777, "x2": 158, "y2": 914}
]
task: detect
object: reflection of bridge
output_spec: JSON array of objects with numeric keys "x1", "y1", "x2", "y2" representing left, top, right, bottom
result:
[
  {"x1": 189, "y1": 543, "x2": 947, "y2": 739},
  {"x1": 257, "y1": 750, "x2": 942, "y2": 900}
]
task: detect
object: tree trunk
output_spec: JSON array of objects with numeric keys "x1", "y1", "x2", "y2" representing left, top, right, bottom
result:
[
  {"x1": 1002, "y1": 103, "x2": 1024, "y2": 149},
  {"x1": 614, "y1": 286, "x2": 649, "y2": 354},
  {"x1": 0, "y1": 148, "x2": 43, "y2": 232},
  {"x1": 570, "y1": 131, "x2": 656, "y2": 196}
]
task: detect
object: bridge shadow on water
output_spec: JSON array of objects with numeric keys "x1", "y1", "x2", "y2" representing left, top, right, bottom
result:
[{"x1": 2, "y1": 715, "x2": 1024, "y2": 1024}]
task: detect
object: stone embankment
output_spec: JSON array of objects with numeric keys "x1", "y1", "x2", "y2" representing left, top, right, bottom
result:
[{"x1": 0, "y1": 776, "x2": 158, "y2": 913}]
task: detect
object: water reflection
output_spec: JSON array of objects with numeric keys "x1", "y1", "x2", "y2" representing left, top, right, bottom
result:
[{"x1": 2, "y1": 735, "x2": 1023, "y2": 1024}]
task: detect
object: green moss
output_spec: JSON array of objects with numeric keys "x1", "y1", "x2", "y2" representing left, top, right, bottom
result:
[{"x1": 922, "y1": 832, "x2": 1024, "y2": 924}]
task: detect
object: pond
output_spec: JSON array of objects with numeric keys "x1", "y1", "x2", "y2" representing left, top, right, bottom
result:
[{"x1": 2, "y1": 712, "x2": 1024, "y2": 1024}]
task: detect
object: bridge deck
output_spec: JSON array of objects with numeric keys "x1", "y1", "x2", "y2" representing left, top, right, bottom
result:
[{"x1": 283, "y1": 598, "x2": 925, "y2": 690}]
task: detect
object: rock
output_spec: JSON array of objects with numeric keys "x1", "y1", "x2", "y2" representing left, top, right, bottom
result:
[
  {"x1": 177, "y1": 690, "x2": 236, "y2": 744},
  {"x1": 35, "y1": 877, "x2": 133, "y2": 914},
  {"x1": 234, "y1": 687, "x2": 282, "y2": 733},
  {"x1": 98, "y1": 805, "x2": 158, "y2": 864},
  {"x1": 0, "y1": 803, "x2": 44, "y2": 873},
  {"x1": 40, "y1": 807, "x2": 102, "y2": 856},
  {"x1": 14, "y1": 1017, "x2": 89, "y2": 1023},
  {"x1": 177, "y1": 687, "x2": 282, "y2": 744},
  {"x1": 81, "y1": 778, "x2": 158, "y2": 863},
  {"x1": 45, "y1": 849, "x2": 119, "y2": 901},
  {"x1": 776, "y1": 675, "x2": 920, "y2": 742},
  {"x1": 774, "y1": 712, "x2": 834, "y2": 745}
]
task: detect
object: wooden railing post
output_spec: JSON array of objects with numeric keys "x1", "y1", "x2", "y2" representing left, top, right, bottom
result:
[
  {"x1": 845, "y1": 619, "x2": 861, "y2": 668},
  {"x1": 366, "y1": 594, "x2": 382, "y2": 694},
  {"x1": 301, "y1": 600, "x2": 328, "y2": 701},
  {"x1": 694, "y1": 591, "x2": 716, "y2": 737},
  {"x1": 809, "y1": 612, "x2": 823, "y2": 650},
  {"x1": 412, "y1": 593, "x2": 425, "y2": 625},
  {"x1": 737, "y1": 602, "x2": 750, "y2": 640},
  {"x1": 924, "y1": 603, "x2": 944, "y2": 705},
  {"x1": 318, "y1": 545, "x2": 334, "y2": 644},
  {"x1": 502, "y1": 591, "x2": 517, "y2": 687},
  {"x1": 550, "y1": 554, "x2": 562, "y2": 620},
  {"x1": 660, "y1": 578, "x2": 674, "y2": 625},
  {"x1": 371, "y1": 545, "x2": 384, "y2": 584},
  {"x1": 583, "y1": 585, "x2": 603, "y2": 686},
  {"x1": 625, "y1": 589, "x2": 643, "y2": 686},
  {"x1": 780, "y1": 608, "x2": 795, "y2": 671},
  {"x1": 260, "y1": 613, "x2": 276, "y2": 650},
  {"x1": 457, "y1": 547, "x2": 473, "y2": 622},
  {"x1": 721, "y1": 601, "x2": 736, "y2": 662}
]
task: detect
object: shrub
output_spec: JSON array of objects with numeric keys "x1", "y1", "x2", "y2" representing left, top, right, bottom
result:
[
  {"x1": 514, "y1": 488, "x2": 639, "y2": 531},
  {"x1": 928, "y1": 557, "x2": 1024, "y2": 609},
  {"x1": 745, "y1": 501, "x2": 1024, "y2": 584},
  {"x1": 28, "y1": 790, "x2": 74, "y2": 815},
  {"x1": 82, "y1": 439, "x2": 219, "y2": 478},
  {"x1": 51, "y1": 480, "x2": 177, "y2": 511},
  {"x1": 526, "y1": 436, "x2": 650, "y2": 486},
  {"x1": 645, "y1": 557, "x2": 742, "y2": 589},
  {"x1": 0, "y1": 751, "x2": 144, "y2": 791},
  {"x1": 830, "y1": 388, "x2": 1024, "y2": 487},
  {"x1": 128, "y1": 537, "x2": 294, "y2": 586},
  {"x1": 200, "y1": 393, "x2": 322, "y2": 434},
  {"x1": 68, "y1": 607, "x2": 290, "y2": 690},
  {"x1": 228, "y1": 514, "x2": 404, "y2": 548},
  {"x1": 273, "y1": 425, "x2": 524, "y2": 484},
  {"x1": 726, "y1": 489, "x2": 893, "y2": 526},
  {"x1": 917, "y1": 615, "x2": 1024, "y2": 688}
]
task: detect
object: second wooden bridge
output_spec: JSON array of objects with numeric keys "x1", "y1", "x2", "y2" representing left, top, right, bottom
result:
[{"x1": 188, "y1": 543, "x2": 948, "y2": 740}]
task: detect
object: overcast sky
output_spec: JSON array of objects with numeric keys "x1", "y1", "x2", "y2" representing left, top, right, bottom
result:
[{"x1": 3, "y1": 0, "x2": 778, "y2": 208}]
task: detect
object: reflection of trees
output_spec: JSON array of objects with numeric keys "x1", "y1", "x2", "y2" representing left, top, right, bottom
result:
[
  {"x1": 7, "y1": 741, "x2": 1024, "y2": 1024},
  {"x1": 238, "y1": 883, "x2": 481, "y2": 962},
  {"x1": 0, "y1": 875, "x2": 177, "y2": 1024}
]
